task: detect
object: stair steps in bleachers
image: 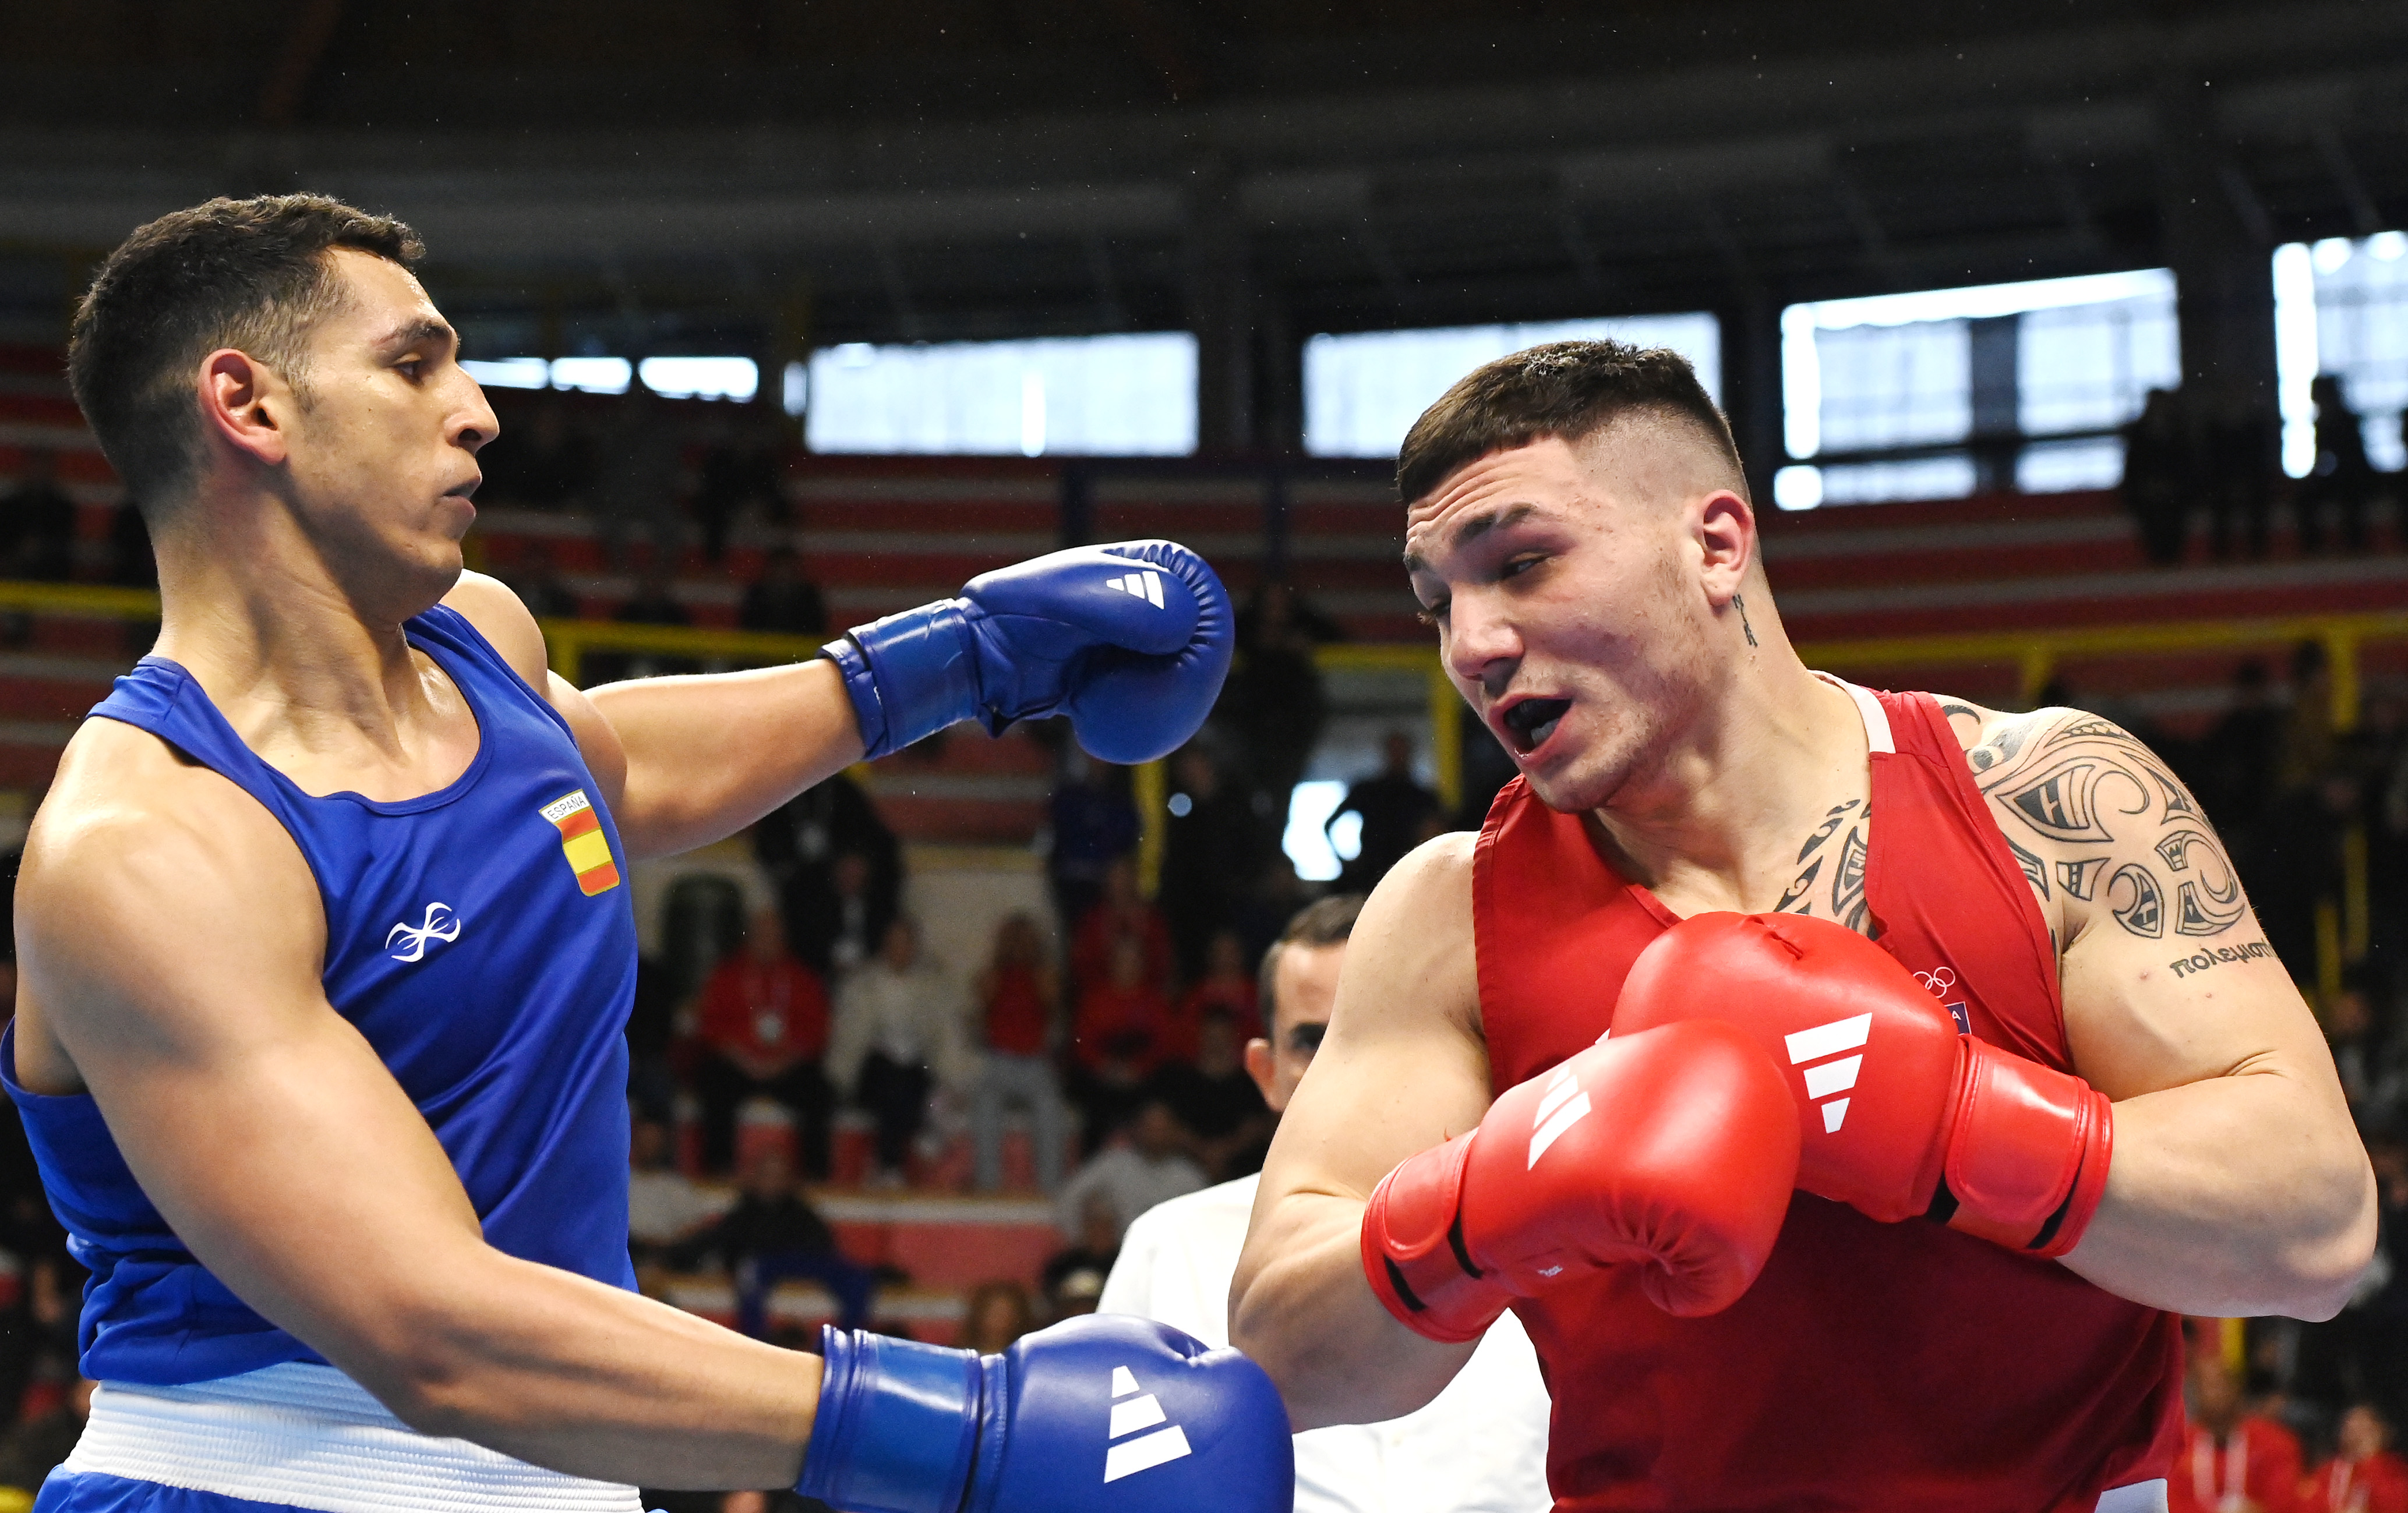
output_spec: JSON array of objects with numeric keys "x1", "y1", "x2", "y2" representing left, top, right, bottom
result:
[{"x1": 4, "y1": 341, "x2": 2404, "y2": 793}]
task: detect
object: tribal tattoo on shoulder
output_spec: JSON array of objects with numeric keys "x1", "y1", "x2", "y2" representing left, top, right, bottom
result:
[
  {"x1": 1972, "y1": 709, "x2": 2259, "y2": 967},
  {"x1": 1776, "y1": 797, "x2": 1872, "y2": 936}
]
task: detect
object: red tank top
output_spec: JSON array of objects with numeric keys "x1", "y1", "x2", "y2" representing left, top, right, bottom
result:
[
  {"x1": 984, "y1": 963, "x2": 1051, "y2": 1057},
  {"x1": 1473, "y1": 684, "x2": 2183, "y2": 1512}
]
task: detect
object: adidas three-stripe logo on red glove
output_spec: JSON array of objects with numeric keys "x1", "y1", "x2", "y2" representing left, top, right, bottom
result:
[
  {"x1": 1359, "y1": 1020, "x2": 1803, "y2": 1342},
  {"x1": 1613, "y1": 913, "x2": 2113, "y2": 1258}
]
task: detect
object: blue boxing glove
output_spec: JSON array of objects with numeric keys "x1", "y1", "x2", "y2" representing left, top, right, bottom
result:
[
  {"x1": 798, "y1": 1314, "x2": 1292, "y2": 1513},
  {"x1": 822, "y1": 540, "x2": 1233, "y2": 765}
]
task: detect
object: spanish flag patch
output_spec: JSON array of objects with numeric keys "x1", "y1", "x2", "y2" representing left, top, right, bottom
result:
[{"x1": 541, "y1": 789, "x2": 621, "y2": 896}]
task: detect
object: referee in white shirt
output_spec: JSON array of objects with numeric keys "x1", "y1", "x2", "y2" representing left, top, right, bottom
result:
[{"x1": 1100, "y1": 896, "x2": 1553, "y2": 1513}]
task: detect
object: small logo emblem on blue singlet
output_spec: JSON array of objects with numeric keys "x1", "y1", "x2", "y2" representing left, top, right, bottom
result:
[{"x1": 386, "y1": 902, "x2": 462, "y2": 963}]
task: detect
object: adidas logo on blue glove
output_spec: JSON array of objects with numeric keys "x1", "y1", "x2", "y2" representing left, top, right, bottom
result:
[{"x1": 824, "y1": 541, "x2": 1234, "y2": 765}]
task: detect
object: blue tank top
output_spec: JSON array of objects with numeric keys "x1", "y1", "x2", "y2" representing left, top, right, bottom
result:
[{"x1": 2, "y1": 604, "x2": 640, "y2": 1384}]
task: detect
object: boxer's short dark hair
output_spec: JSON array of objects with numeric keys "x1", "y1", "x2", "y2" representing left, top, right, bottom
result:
[
  {"x1": 69, "y1": 193, "x2": 423, "y2": 514},
  {"x1": 1259, "y1": 894, "x2": 1366, "y2": 1035},
  {"x1": 1396, "y1": 339, "x2": 1745, "y2": 505}
]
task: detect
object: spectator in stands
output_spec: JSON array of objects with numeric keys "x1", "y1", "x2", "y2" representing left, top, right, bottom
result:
[
  {"x1": 1150, "y1": 1010, "x2": 1270, "y2": 1182},
  {"x1": 694, "y1": 411, "x2": 789, "y2": 563},
  {"x1": 737, "y1": 545, "x2": 827, "y2": 637},
  {"x1": 2301, "y1": 1405, "x2": 2408, "y2": 1513},
  {"x1": 828, "y1": 917, "x2": 968, "y2": 1187},
  {"x1": 2202, "y1": 660, "x2": 2282, "y2": 851},
  {"x1": 2324, "y1": 975, "x2": 2402, "y2": 1128},
  {"x1": 627, "y1": 1115, "x2": 732, "y2": 1271},
  {"x1": 0, "y1": 1376, "x2": 91, "y2": 1494},
  {"x1": 1326, "y1": 730, "x2": 1445, "y2": 892},
  {"x1": 623, "y1": 952, "x2": 682, "y2": 1123},
  {"x1": 592, "y1": 377, "x2": 687, "y2": 571},
  {"x1": 798, "y1": 850, "x2": 892, "y2": 983},
  {"x1": 755, "y1": 771, "x2": 901, "y2": 977},
  {"x1": 1040, "y1": 1192, "x2": 1122, "y2": 1321},
  {"x1": 1230, "y1": 851, "x2": 1314, "y2": 971},
  {"x1": 1224, "y1": 578, "x2": 1339, "y2": 819},
  {"x1": 2375, "y1": 694, "x2": 2408, "y2": 974},
  {"x1": 691, "y1": 908, "x2": 834, "y2": 1179},
  {"x1": 2280, "y1": 641, "x2": 2340, "y2": 798},
  {"x1": 2297, "y1": 1130, "x2": 2408, "y2": 1436},
  {"x1": 959, "y1": 1279, "x2": 1039, "y2": 1355},
  {"x1": 617, "y1": 564, "x2": 692, "y2": 630},
  {"x1": 2122, "y1": 387, "x2": 2192, "y2": 567},
  {"x1": 485, "y1": 393, "x2": 592, "y2": 512},
  {"x1": 2258, "y1": 760, "x2": 2361, "y2": 983},
  {"x1": 1069, "y1": 857, "x2": 1173, "y2": 1001},
  {"x1": 2206, "y1": 388, "x2": 2277, "y2": 561},
  {"x1": 105, "y1": 496, "x2": 154, "y2": 589},
  {"x1": 2171, "y1": 1355, "x2": 2304, "y2": 1513},
  {"x1": 969, "y1": 913, "x2": 1069, "y2": 1194},
  {"x1": 509, "y1": 539, "x2": 583, "y2": 620},
  {"x1": 1046, "y1": 754, "x2": 1139, "y2": 938},
  {"x1": 1054, "y1": 1101, "x2": 1204, "y2": 1248},
  {"x1": 1174, "y1": 929, "x2": 1261, "y2": 1045},
  {"x1": 669, "y1": 1150, "x2": 873, "y2": 1338},
  {"x1": 1070, "y1": 934, "x2": 1177, "y2": 1148},
  {"x1": 1157, "y1": 745, "x2": 1262, "y2": 983},
  {"x1": 594, "y1": 562, "x2": 695, "y2": 682},
  {"x1": 2301, "y1": 374, "x2": 2378, "y2": 556},
  {"x1": 0, "y1": 447, "x2": 77, "y2": 583}
]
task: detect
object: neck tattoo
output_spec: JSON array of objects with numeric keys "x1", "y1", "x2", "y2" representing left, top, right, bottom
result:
[{"x1": 1735, "y1": 593, "x2": 1759, "y2": 648}]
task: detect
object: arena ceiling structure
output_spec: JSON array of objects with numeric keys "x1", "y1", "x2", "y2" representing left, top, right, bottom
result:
[{"x1": 2, "y1": 0, "x2": 2406, "y2": 472}]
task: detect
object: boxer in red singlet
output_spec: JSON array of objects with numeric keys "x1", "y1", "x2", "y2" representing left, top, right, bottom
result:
[{"x1": 1230, "y1": 341, "x2": 2377, "y2": 1511}]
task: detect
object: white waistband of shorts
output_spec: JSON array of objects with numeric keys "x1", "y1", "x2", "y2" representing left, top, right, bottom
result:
[
  {"x1": 67, "y1": 1362, "x2": 644, "y2": 1513},
  {"x1": 2096, "y1": 1478, "x2": 2169, "y2": 1513}
]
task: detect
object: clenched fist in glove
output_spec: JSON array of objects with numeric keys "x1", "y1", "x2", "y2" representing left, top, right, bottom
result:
[
  {"x1": 799, "y1": 1314, "x2": 1291, "y2": 1513},
  {"x1": 1360, "y1": 1020, "x2": 1801, "y2": 1343},
  {"x1": 1613, "y1": 912, "x2": 2113, "y2": 1257},
  {"x1": 822, "y1": 540, "x2": 1233, "y2": 765}
]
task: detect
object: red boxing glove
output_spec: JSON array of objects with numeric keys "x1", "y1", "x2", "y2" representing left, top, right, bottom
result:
[
  {"x1": 1614, "y1": 913, "x2": 2112, "y2": 1258},
  {"x1": 1360, "y1": 1020, "x2": 1801, "y2": 1343}
]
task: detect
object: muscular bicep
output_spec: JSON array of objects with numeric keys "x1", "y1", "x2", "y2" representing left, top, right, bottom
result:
[
  {"x1": 16, "y1": 766, "x2": 489, "y2": 1377},
  {"x1": 1974, "y1": 708, "x2": 2330, "y2": 1096},
  {"x1": 1245, "y1": 836, "x2": 1492, "y2": 1234}
]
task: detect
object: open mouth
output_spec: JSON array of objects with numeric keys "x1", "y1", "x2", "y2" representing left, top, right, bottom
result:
[{"x1": 1498, "y1": 697, "x2": 1571, "y2": 754}]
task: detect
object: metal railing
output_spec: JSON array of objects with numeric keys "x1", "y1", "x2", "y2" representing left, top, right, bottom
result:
[
  {"x1": 3, "y1": 581, "x2": 2389, "y2": 996},
  {"x1": 1128, "y1": 610, "x2": 2402, "y2": 1000}
]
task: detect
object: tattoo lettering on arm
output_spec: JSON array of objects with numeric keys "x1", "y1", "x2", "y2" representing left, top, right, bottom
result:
[{"x1": 1976, "y1": 709, "x2": 2264, "y2": 950}]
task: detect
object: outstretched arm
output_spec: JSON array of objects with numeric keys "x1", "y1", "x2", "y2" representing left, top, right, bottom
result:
[
  {"x1": 1965, "y1": 706, "x2": 2375, "y2": 1318},
  {"x1": 1230, "y1": 836, "x2": 1493, "y2": 1427},
  {"x1": 444, "y1": 573, "x2": 863, "y2": 861},
  {"x1": 13, "y1": 727, "x2": 819, "y2": 1489},
  {"x1": 447, "y1": 538, "x2": 1231, "y2": 862}
]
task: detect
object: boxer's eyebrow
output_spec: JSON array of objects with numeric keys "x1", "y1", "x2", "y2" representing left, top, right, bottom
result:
[
  {"x1": 373, "y1": 316, "x2": 457, "y2": 356},
  {"x1": 1402, "y1": 501, "x2": 1537, "y2": 574}
]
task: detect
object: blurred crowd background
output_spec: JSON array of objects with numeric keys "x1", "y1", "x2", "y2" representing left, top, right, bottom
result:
[{"x1": 3, "y1": 1, "x2": 2408, "y2": 1506}]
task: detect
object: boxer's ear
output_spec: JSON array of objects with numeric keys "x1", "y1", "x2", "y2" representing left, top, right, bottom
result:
[
  {"x1": 1244, "y1": 1038, "x2": 1278, "y2": 1107},
  {"x1": 1696, "y1": 488, "x2": 1757, "y2": 609}
]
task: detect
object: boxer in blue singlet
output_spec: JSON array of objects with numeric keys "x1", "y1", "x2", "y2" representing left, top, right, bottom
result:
[{"x1": 8, "y1": 195, "x2": 1288, "y2": 1513}]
